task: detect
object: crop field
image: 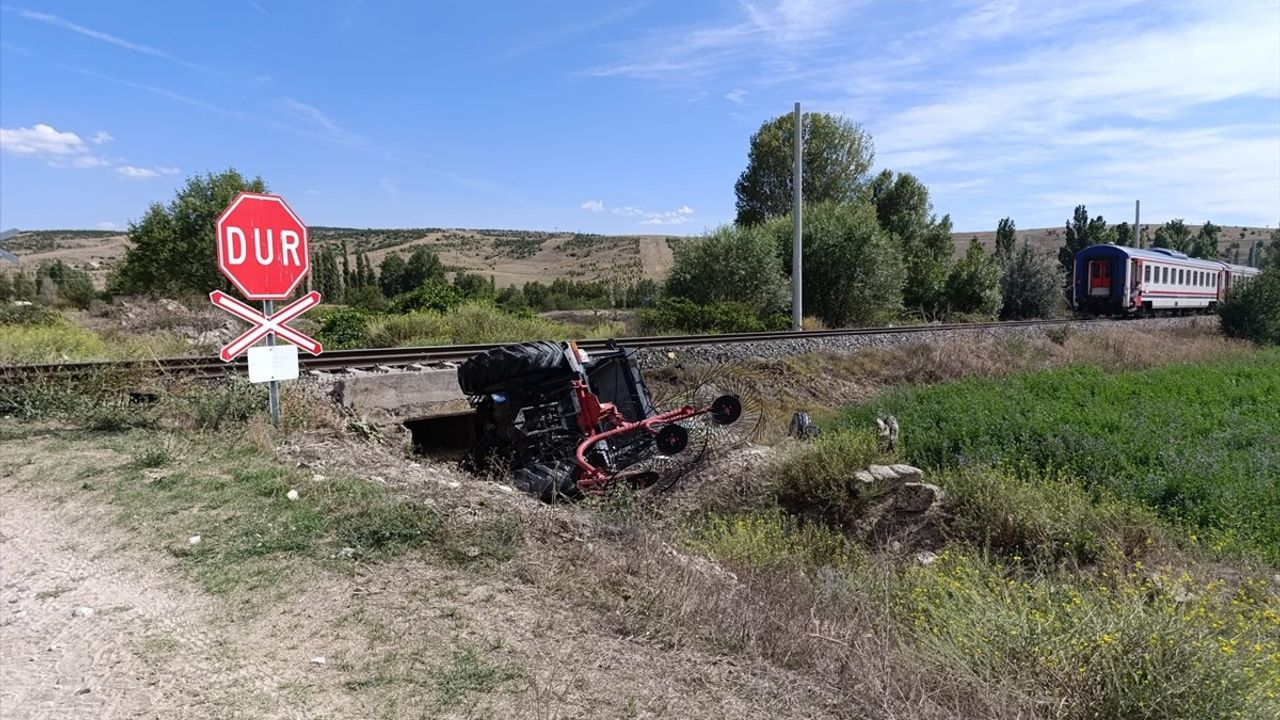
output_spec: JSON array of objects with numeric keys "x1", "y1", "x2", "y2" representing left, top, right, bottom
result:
[{"x1": 835, "y1": 350, "x2": 1280, "y2": 564}]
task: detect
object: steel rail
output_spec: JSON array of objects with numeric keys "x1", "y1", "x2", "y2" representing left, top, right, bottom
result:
[{"x1": 0, "y1": 317, "x2": 1100, "y2": 380}]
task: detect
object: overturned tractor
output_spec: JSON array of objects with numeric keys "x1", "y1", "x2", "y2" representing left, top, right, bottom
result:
[{"x1": 457, "y1": 340, "x2": 747, "y2": 500}]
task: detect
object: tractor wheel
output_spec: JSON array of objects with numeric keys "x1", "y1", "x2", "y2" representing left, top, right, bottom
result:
[
  {"x1": 457, "y1": 341, "x2": 568, "y2": 396},
  {"x1": 511, "y1": 462, "x2": 579, "y2": 502}
]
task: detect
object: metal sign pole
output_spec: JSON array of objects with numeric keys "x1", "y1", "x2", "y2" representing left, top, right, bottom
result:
[
  {"x1": 791, "y1": 101, "x2": 803, "y2": 331},
  {"x1": 263, "y1": 299, "x2": 281, "y2": 426}
]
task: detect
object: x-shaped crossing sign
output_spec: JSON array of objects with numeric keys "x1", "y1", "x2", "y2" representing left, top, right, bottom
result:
[{"x1": 210, "y1": 290, "x2": 324, "y2": 362}]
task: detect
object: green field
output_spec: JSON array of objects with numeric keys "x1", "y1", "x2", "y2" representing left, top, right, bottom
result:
[{"x1": 835, "y1": 350, "x2": 1280, "y2": 564}]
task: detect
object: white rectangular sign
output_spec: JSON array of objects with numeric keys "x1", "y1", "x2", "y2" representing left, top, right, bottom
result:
[{"x1": 247, "y1": 344, "x2": 299, "y2": 383}]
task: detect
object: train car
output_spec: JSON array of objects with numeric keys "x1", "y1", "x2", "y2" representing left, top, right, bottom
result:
[
  {"x1": 1073, "y1": 244, "x2": 1230, "y2": 315},
  {"x1": 1219, "y1": 262, "x2": 1261, "y2": 299}
]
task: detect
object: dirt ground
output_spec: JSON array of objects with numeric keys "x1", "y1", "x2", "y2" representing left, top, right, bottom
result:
[{"x1": 0, "y1": 427, "x2": 834, "y2": 720}]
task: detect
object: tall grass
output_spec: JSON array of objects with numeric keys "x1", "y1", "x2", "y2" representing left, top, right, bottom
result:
[{"x1": 362, "y1": 303, "x2": 625, "y2": 347}]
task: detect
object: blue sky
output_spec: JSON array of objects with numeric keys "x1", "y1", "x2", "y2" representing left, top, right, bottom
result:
[{"x1": 2, "y1": 0, "x2": 1278, "y2": 235}]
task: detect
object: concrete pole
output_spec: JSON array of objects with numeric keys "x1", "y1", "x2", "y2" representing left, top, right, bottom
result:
[
  {"x1": 1135, "y1": 200, "x2": 1141, "y2": 247},
  {"x1": 791, "y1": 102, "x2": 803, "y2": 331}
]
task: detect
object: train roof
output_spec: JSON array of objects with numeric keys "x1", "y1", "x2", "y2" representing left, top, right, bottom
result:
[{"x1": 1077, "y1": 244, "x2": 1230, "y2": 269}]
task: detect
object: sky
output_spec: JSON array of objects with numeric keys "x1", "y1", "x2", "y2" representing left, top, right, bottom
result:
[{"x1": 1, "y1": 0, "x2": 1278, "y2": 235}]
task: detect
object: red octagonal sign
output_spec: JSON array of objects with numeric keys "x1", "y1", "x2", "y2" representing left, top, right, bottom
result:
[{"x1": 216, "y1": 192, "x2": 310, "y2": 300}]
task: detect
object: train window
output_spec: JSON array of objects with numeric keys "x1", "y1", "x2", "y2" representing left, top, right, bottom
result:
[
  {"x1": 1162, "y1": 267, "x2": 1169, "y2": 283},
  {"x1": 1179, "y1": 269, "x2": 1185, "y2": 285}
]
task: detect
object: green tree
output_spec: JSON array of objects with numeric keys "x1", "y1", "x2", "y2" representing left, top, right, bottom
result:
[
  {"x1": 1191, "y1": 221, "x2": 1221, "y2": 259},
  {"x1": 39, "y1": 260, "x2": 95, "y2": 308},
  {"x1": 1153, "y1": 219, "x2": 1192, "y2": 253},
  {"x1": 113, "y1": 169, "x2": 267, "y2": 296},
  {"x1": 340, "y1": 240, "x2": 353, "y2": 289},
  {"x1": 1113, "y1": 221, "x2": 1133, "y2": 247},
  {"x1": 522, "y1": 281, "x2": 548, "y2": 309},
  {"x1": 1260, "y1": 230, "x2": 1280, "y2": 270},
  {"x1": 401, "y1": 246, "x2": 445, "y2": 293},
  {"x1": 378, "y1": 252, "x2": 407, "y2": 297},
  {"x1": 314, "y1": 247, "x2": 343, "y2": 301},
  {"x1": 734, "y1": 112, "x2": 874, "y2": 226},
  {"x1": 452, "y1": 271, "x2": 492, "y2": 299},
  {"x1": 1000, "y1": 241, "x2": 1063, "y2": 319},
  {"x1": 0, "y1": 272, "x2": 11, "y2": 302},
  {"x1": 765, "y1": 201, "x2": 906, "y2": 326},
  {"x1": 944, "y1": 238, "x2": 1001, "y2": 318},
  {"x1": 995, "y1": 217, "x2": 1017, "y2": 265},
  {"x1": 665, "y1": 223, "x2": 790, "y2": 316},
  {"x1": 1058, "y1": 205, "x2": 1093, "y2": 277},
  {"x1": 868, "y1": 171, "x2": 953, "y2": 316},
  {"x1": 1218, "y1": 266, "x2": 1279, "y2": 345}
]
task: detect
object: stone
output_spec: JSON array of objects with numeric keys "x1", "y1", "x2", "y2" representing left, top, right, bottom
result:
[
  {"x1": 286, "y1": 489, "x2": 299, "y2": 501},
  {"x1": 310, "y1": 656, "x2": 326, "y2": 666},
  {"x1": 889, "y1": 464, "x2": 923, "y2": 482},
  {"x1": 71, "y1": 606, "x2": 95, "y2": 618},
  {"x1": 915, "y1": 551, "x2": 939, "y2": 565},
  {"x1": 867, "y1": 465, "x2": 898, "y2": 482},
  {"x1": 187, "y1": 535, "x2": 201, "y2": 546},
  {"x1": 335, "y1": 547, "x2": 355, "y2": 560},
  {"x1": 896, "y1": 482, "x2": 945, "y2": 513},
  {"x1": 853, "y1": 470, "x2": 875, "y2": 485}
]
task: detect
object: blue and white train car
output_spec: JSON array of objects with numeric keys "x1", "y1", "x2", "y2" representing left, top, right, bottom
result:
[{"x1": 1072, "y1": 244, "x2": 1258, "y2": 315}]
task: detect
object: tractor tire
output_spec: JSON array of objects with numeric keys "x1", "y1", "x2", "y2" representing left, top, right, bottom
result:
[
  {"x1": 457, "y1": 341, "x2": 568, "y2": 396},
  {"x1": 511, "y1": 462, "x2": 579, "y2": 502}
]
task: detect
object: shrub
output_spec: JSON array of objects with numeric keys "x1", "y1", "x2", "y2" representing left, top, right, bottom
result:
[
  {"x1": 639, "y1": 297, "x2": 787, "y2": 334},
  {"x1": 940, "y1": 466, "x2": 1164, "y2": 565},
  {"x1": 944, "y1": 238, "x2": 1001, "y2": 318},
  {"x1": 0, "y1": 322, "x2": 110, "y2": 363},
  {"x1": 685, "y1": 507, "x2": 865, "y2": 574},
  {"x1": 1218, "y1": 266, "x2": 1279, "y2": 345},
  {"x1": 1001, "y1": 241, "x2": 1064, "y2": 319},
  {"x1": 0, "y1": 303, "x2": 62, "y2": 326},
  {"x1": 387, "y1": 282, "x2": 461, "y2": 315},
  {"x1": 896, "y1": 551, "x2": 1278, "y2": 720},
  {"x1": 770, "y1": 429, "x2": 888, "y2": 523},
  {"x1": 664, "y1": 224, "x2": 790, "y2": 315},
  {"x1": 315, "y1": 308, "x2": 369, "y2": 349}
]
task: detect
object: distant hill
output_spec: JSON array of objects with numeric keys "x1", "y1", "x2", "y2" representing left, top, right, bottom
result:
[{"x1": 2, "y1": 224, "x2": 1272, "y2": 290}]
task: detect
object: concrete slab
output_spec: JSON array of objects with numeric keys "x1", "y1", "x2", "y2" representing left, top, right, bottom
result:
[{"x1": 332, "y1": 368, "x2": 468, "y2": 419}]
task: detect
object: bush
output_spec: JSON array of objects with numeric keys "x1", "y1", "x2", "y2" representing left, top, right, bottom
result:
[
  {"x1": 897, "y1": 551, "x2": 1277, "y2": 720},
  {"x1": 685, "y1": 507, "x2": 865, "y2": 574},
  {"x1": 0, "y1": 322, "x2": 110, "y2": 363},
  {"x1": 0, "y1": 303, "x2": 62, "y2": 326},
  {"x1": 940, "y1": 466, "x2": 1164, "y2": 565},
  {"x1": 944, "y1": 238, "x2": 1001, "y2": 318},
  {"x1": 639, "y1": 297, "x2": 787, "y2": 334},
  {"x1": 315, "y1": 308, "x2": 369, "y2": 350},
  {"x1": 1001, "y1": 241, "x2": 1063, "y2": 319},
  {"x1": 770, "y1": 429, "x2": 888, "y2": 523},
  {"x1": 387, "y1": 282, "x2": 461, "y2": 315},
  {"x1": 1218, "y1": 266, "x2": 1279, "y2": 345},
  {"x1": 664, "y1": 224, "x2": 790, "y2": 316}
]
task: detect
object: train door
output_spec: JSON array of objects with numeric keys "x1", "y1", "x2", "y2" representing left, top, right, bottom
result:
[{"x1": 1089, "y1": 259, "x2": 1111, "y2": 296}]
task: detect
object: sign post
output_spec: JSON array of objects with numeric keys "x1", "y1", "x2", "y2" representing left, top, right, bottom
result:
[{"x1": 211, "y1": 192, "x2": 322, "y2": 425}]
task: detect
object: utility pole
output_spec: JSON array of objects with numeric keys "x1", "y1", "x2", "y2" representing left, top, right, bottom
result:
[
  {"x1": 1134, "y1": 200, "x2": 1141, "y2": 247},
  {"x1": 791, "y1": 102, "x2": 803, "y2": 331}
]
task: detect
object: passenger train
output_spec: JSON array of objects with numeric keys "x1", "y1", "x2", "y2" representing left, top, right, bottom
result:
[{"x1": 1073, "y1": 244, "x2": 1261, "y2": 316}]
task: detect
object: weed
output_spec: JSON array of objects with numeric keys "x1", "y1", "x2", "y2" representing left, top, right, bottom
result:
[
  {"x1": 770, "y1": 429, "x2": 889, "y2": 523},
  {"x1": 433, "y1": 646, "x2": 525, "y2": 708}
]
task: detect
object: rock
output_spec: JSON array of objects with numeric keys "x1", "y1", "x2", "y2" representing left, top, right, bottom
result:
[
  {"x1": 896, "y1": 482, "x2": 944, "y2": 513},
  {"x1": 310, "y1": 474, "x2": 327, "y2": 482},
  {"x1": 867, "y1": 465, "x2": 898, "y2": 482},
  {"x1": 310, "y1": 656, "x2": 326, "y2": 666},
  {"x1": 915, "y1": 551, "x2": 939, "y2": 565},
  {"x1": 889, "y1": 464, "x2": 923, "y2": 482},
  {"x1": 187, "y1": 535, "x2": 201, "y2": 546},
  {"x1": 75, "y1": 687, "x2": 91, "y2": 695},
  {"x1": 335, "y1": 547, "x2": 355, "y2": 560},
  {"x1": 286, "y1": 489, "x2": 299, "y2": 501},
  {"x1": 71, "y1": 607, "x2": 95, "y2": 618},
  {"x1": 853, "y1": 470, "x2": 875, "y2": 486}
]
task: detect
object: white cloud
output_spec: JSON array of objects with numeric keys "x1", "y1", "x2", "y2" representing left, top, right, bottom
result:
[
  {"x1": 724, "y1": 88, "x2": 747, "y2": 104},
  {"x1": 277, "y1": 97, "x2": 368, "y2": 148},
  {"x1": 580, "y1": 199, "x2": 696, "y2": 225},
  {"x1": 116, "y1": 165, "x2": 180, "y2": 179},
  {"x1": 96, "y1": 221, "x2": 117, "y2": 230},
  {"x1": 90, "y1": 130, "x2": 113, "y2": 145},
  {"x1": 71, "y1": 155, "x2": 109, "y2": 168},
  {"x1": 0, "y1": 123, "x2": 85, "y2": 155}
]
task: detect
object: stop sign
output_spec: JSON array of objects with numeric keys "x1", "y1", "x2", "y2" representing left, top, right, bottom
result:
[{"x1": 215, "y1": 192, "x2": 310, "y2": 300}]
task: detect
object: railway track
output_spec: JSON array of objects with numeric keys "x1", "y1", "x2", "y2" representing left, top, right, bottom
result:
[{"x1": 0, "y1": 318, "x2": 1095, "y2": 380}]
